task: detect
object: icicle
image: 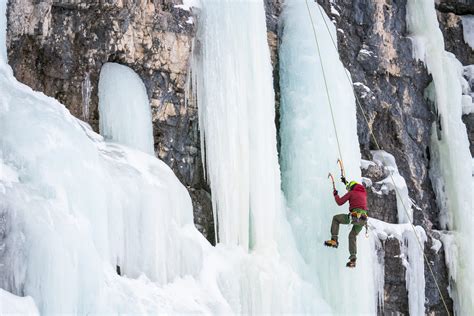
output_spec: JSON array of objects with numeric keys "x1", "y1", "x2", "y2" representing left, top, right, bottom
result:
[{"x1": 81, "y1": 72, "x2": 92, "y2": 121}]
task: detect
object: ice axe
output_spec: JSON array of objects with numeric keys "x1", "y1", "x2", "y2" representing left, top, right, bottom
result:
[
  {"x1": 337, "y1": 158, "x2": 345, "y2": 179},
  {"x1": 328, "y1": 172, "x2": 335, "y2": 191}
]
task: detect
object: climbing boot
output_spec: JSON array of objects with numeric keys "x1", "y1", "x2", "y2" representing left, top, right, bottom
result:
[
  {"x1": 324, "y1": 239, "x2": 339, "y2": 248},
  {"x1": 346, "y1": 258, "x2": 356, "y2": 268}
]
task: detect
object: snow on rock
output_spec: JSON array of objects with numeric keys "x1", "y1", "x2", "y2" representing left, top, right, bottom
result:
[
  {"x1": 0, "y1": 289, "x2": 39, "y2": 315},
  {"x1": 369, "y1": 218, "x2": 427, "y2": 315},
  {"x1": 175, "y1": 0, "x2": 201, "y2": 11},
  {"x1": 361, "y1": 158, "x2": 376, "y2": 170},
  {"x1": 371, "y1": 150, "x2": 413, "y2": 224},
  {"x1": 431, "y1": 236, "x2": 442, "y2": 253},
  {"x1": 461, "y1": 15, "x2": 474, "y2": 50}
]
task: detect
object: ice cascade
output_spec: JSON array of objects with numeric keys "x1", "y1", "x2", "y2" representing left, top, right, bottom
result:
[
  {"x1": 279, "y1": 0, "x2": 376, "y2": 314},
  {"x1": 406, "y1": 0, "x2": 473, "y2": 314}
]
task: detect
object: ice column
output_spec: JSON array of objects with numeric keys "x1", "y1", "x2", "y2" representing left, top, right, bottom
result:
[
  {"x1": 98, "y1": 62, "x2": 154, "y2": 155},
  {"x1": 0, "y1": 0, "x2": 6, "y2": 64},
  {"x1": 279, "y1": 0, "x2": 376, "y2": 314},
  {"x1": 193, "y1": 0, "x2": 282, "y2": 250},
  {"x1": 406, "y1": 0, "x2": 473, "y2": 314}
]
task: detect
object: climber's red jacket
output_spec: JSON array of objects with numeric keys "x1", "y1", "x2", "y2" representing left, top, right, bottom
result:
[{"x1": 334, "y1": 183, "x2": 367, "y2": 211}]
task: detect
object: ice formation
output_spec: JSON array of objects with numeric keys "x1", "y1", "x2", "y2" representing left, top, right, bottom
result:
[
  {"x1": 369, "y1": 219, "x2": 427, "y2": 315},
  {"x1": 0, "y1": 289, "x2": 39, "y2": 315},
  {"x1": 407, "y1": 0, "x2": 474, "y2": 314},
  {"x1": 279, "y1": 0, "x2": 376, "y2": 314},
  {"x1": 193, "y1": 0, "x2": 283, "y2": 250},
  {"x1": 81, "y1": 72, "x2": 92, "y2": 121},
  {"x1": 98, "y1": 62, "x2": 154, "y2": 155},
  {"x1": 461, "y1": 15, "x2": 474, "y2": 50},
  {"x1": 0, "y1": 0, "x2": 329, "y2": 314},
  {"x1": 371, "y1": 150, "x2": 413, "y2": 224},
  {"x1": 191, "y1": 0, "x2": 331, "y2": 313}
]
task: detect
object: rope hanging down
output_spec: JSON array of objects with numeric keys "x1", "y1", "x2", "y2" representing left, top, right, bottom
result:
[
  {"x1": 303, "y1": 1, "x2": 451, "y2": 315},
  {"x1": 304, "y1": 0, "x2": 345, "y2": 167}
]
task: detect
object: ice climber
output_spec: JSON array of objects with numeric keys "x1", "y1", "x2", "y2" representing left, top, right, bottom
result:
[{"x1": 324, "y1": 177, "x2": 368, "y2": 268}]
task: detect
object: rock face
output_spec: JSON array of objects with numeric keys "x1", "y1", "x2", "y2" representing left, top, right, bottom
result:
[
  {"x1": 436, "y1": 0, "x2": 474, "y2": 15},
  {"x1": 316, "y1": 0, "x2": 454, "y2": 313},
  {"x1": 6, "y1": 0, "x2": 215, "y2": 244}
]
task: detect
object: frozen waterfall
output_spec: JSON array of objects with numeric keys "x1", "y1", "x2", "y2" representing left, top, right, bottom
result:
[
  {"x1": 98, "y1": 62, "x2": 154, "y2": 155},
  {"x1": 192, "y1": 0, "x2": 283, "y2": 250},
  {"x1": 406, "y1": 0, "x2": 474, "y2": 314},
  {"x1": 279, "y1": 0, "x2": 376, "y2": 314}
]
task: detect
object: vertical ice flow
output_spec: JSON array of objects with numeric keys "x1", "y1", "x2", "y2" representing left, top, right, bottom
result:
[
  {"x1": 279, "y1": 0, "x2": 376, "y2": 314},
  {"x1": 193, "y1": 0, "x2": 281, "y2": 249},
  {"x1": 99, "y1": 62, "x2": 154, "y2": 155},
  {"x1": 406, "y1": 0, "x2": 473, "y2": 314},
  {"x1": 0, "y1": 0, "x2": 6, "y2": 64},
  {"x1": 82, "y1": 72, "x2": 92, "y2": 121}
]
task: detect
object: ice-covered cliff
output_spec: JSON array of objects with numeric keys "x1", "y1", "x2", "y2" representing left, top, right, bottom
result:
[{"x1": 1, "y1": 0, "x2": 473, "y2": 314}]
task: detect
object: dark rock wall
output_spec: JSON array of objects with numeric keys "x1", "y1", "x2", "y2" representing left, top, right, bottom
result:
[
  {"x1": 316, "y1": 0, "x2": 455, "y2": 314},
  {"x1": 6, "y1": 0, "x2": 215, "y2": 244}
]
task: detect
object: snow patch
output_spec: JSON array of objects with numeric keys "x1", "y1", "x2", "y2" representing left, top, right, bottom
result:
[{"x1": 175, "y1": 0, "x2": 201, "y2": 11}]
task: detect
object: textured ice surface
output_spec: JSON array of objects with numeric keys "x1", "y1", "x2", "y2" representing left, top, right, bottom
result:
[
  {"x1": 369, "y1": 219, "x2": 427, "y2": 315},
  {"x1": 0, "y1": 1, "x2": 330, "y2": 314},
  {"x1": 191, "y1": 0, "x2": 332, "y2": 313},
  {"x1": 279, "y1": 0, "x2": 376, "y2": 314},
  {"x1": 98, "y1": 62, "x2": 154, "y2": 155},
  {"x1": 371, "y1": 150, "x2": 413, "y2": 223},
  {"x1": 0, "y1": 289, "x2": 39, "y2": 315},
  {"x1": 407, "y1": 0, "x2": 473, "y2": 314},
  {"x1": 461, "y1": 15, "x2": 474, "y2": 50},
  {"x1": 0, "y1": 1, "x2": 5, "y2": 64},
  {"x1": 193, "y1": 0, "x2": 283, "y2": 250}
]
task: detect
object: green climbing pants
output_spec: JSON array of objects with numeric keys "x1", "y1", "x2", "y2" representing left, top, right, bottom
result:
[{"x1": 330, "y1": 213, "x2": 367, "y2": 260}]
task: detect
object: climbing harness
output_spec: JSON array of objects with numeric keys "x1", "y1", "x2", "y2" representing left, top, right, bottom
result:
[
  {"x1": 350, "y1": 209, "x2": 368, "y2": 222},
  {"x1": 304, "y1": 1, "x2": 451, "y2": 314}
]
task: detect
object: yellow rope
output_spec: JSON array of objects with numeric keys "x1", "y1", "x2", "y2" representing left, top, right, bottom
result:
[{"x1": 304, "y1": 1, "x2": 451, "y2": 314}]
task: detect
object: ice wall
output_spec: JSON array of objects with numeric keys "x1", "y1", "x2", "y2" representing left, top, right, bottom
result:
[
  {"x1": 191, "y1": 0, "x2": 332, "y2": 313},
  {"x1": 1, "y1": 1, "x2": 330, "y2": 314},
  {"x1": 406, "y1": 0, "x2": 473, "y2": 314},
  {"x1": 98, "y1": 62, "x2": 154, "y2": 155},
  {"x1": 279, "y1": 0, "x2": 376, "y2": 314},
  {"x1": 0, "y1": 5, "x2": 209, "y2": 311},
  {"x1": 193, "y1": 0, "x2": 282, "y2": 250},
  {"x1": 0, "y1": 0, "x2": 5, "y2": 64}
]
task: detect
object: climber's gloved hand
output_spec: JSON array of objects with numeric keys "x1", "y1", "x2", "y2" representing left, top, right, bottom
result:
[
  {"x1": 333, "y1": 189, "x2": 338, "y2": 196},
  {"x1": 340, "y1": 176, "x2": 347, "y2": 185}
]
